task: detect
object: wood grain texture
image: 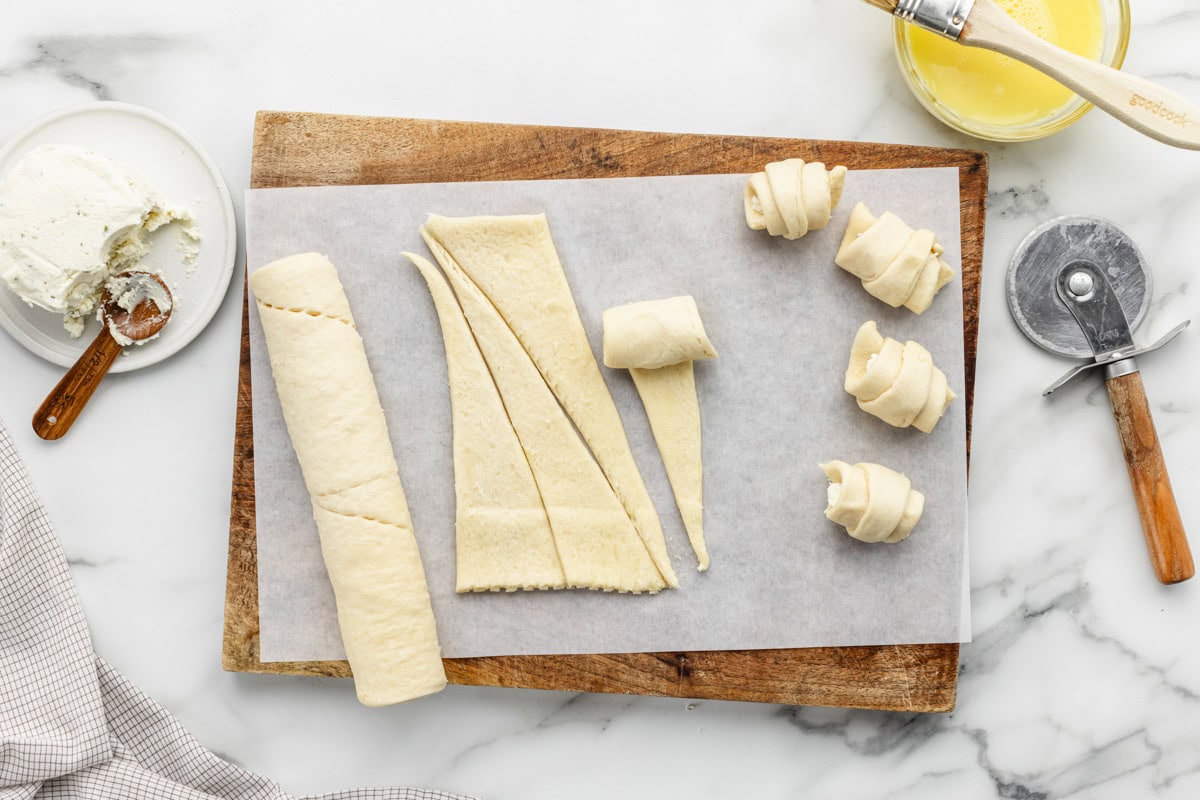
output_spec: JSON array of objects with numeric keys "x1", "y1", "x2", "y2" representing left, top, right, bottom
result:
[
  {"x1": 32, "y1": 327, "x2": 122, "y2": 440},
  {"x1": 224, "y1": 112, "x2": 988, "y2": 712},
  {"x1": 1106, "y1": 371, "x2": 1195, "y2": 584}
]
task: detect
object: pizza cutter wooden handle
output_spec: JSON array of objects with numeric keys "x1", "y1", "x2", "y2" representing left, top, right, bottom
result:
[{"x1": 1105, "y1": 371, "x2": 1194, "y2": 584}]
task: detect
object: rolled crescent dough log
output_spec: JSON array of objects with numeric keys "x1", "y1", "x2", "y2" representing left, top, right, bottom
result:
[
  {"x1": 820, "y1": 460, "x2": 925, "y2": 543},
  {"x1": 834, "y1": 202, "x2": 955, "y2": 314},
  {"x1": 251, "y1": 252, "x2": 445, "y2": 706},
  {"x1": 844, "y1": 320, "x2": 956, "y2": 433},
  {"x1": 743, "y1": 159, "x2": 848, "y2": 240},
  {"x1": 602, "y1": 295, "x2": 718, "y2": 370}
]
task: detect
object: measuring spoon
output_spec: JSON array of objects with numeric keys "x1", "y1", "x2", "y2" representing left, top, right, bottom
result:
[{"x1": 33, "y1": 271, "x2": 174, "y2": 440}]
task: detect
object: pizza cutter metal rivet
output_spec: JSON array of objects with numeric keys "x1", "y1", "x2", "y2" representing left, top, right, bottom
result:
[
  {"x1": 1008, "y1": 215, "x2": 1195, "y2": 585},
  {"x1": 1066, "y1": 270, "x2": 1094, "y2": 298}
]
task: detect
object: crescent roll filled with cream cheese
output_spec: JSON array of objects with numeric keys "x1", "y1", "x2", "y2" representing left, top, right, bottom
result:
[
  {"x1": 820, "y1": 460, "x2": 925, "y2": 544},
  {"x1": 835, "y1": 202, "x2": 955, "y2": 314},
  {"x1": 844, "y1": 320, "x2": 956, "y2": 433},
  {"x1": 743, "y1": 159, "x2": 848, "y2": 240}
]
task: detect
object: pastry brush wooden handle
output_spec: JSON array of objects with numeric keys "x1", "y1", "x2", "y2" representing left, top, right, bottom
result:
[
  {"x1": 962, "y1": 0, "x2": 1200, "y2": 150},
  {"x1": 1106, "y1": 371, "x2": 1194, "y2": 584}
]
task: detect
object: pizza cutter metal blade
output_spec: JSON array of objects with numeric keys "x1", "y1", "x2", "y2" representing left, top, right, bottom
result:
[{"x1": 1007, "y1": 215, "x2": 1195, "y2": 585}]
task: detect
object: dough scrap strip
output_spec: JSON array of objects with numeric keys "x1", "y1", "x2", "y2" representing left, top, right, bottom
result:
[{"x1": 629, "y1": 362, "x2": 708, "y2": 570}]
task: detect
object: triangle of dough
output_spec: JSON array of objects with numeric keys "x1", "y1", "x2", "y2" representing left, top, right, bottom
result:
[
  {"x1": 407, "y1": 253, "x2": 566, "y2": 592},
  {"x1": 420, "y1": 240, "x2": 667, "y2": 593},
  {"x1": 629, "y1": 362, "x2": 708, "y2": 571},
  {"x1": 422, "y1": 214, "x2": 678, "y2": 588}
]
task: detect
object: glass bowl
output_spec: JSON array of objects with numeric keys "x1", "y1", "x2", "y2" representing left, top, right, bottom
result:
[{"x1": 893, "y1": 0, "x2": 1130, "y2": 142}]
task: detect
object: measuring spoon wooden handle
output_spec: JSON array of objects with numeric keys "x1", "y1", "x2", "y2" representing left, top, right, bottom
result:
[
  {"x1": 1105, "y1": 371, "x2": 1194, "y2": 584},
  {"x1": 32, "y1": 328, "x2": 124, "y2": 440}
]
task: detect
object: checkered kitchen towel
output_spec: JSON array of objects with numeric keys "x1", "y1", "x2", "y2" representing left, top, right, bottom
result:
[{"x1": 0, "y1": 420, "x2": 474, "y2": 800}]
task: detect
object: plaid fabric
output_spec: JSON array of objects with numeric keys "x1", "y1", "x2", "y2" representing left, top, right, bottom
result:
[{"x1": 0, "y1": 420, "x2": 474, "y2": 800}]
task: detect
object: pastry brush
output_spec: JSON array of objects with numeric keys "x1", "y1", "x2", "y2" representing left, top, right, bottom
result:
[{"x1": 863, "y1": 0, "x2": 1200, "y2": 150}]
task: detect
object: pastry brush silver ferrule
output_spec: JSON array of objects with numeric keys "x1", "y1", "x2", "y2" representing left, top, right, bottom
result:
[{"x1": 892, "y1": 0, "x2": 976, "y2": 39}]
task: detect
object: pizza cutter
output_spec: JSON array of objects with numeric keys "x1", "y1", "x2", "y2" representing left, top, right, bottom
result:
[{"x1": 1008, "y1": 215, "x2": 1195, "y2": 584}]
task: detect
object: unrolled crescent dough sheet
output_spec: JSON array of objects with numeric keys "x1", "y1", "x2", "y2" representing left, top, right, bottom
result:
[{"x1": 245, "y1": 168, "x2": 969, "y2": 661}]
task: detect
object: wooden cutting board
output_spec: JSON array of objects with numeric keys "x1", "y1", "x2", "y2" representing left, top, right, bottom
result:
[{"x1": 224, "y1": 111, "x2": 986, "y2": 712}]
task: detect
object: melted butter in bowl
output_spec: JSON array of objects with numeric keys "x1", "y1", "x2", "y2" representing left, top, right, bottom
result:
[{"x1": 894, "y1": 0, "x2": 1130, "y2": 142}]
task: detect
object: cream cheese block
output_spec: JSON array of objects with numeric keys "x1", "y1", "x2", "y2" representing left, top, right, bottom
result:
[
  {"x1": 250, "y1": 252, "x2": 445, "y2": 706},
  {"x1": 0, "y1": 144, "x2": 196, "y2": 337}
]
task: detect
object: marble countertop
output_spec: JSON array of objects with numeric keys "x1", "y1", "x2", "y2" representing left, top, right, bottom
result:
[{"x1": 2, "y1": 1, "x2": 1199, "y2": 797}]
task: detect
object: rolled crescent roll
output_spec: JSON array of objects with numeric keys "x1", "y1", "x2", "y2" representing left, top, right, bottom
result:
[
  {"x1": 743, "y1": 159, "x2": 848, "y2": 240},
  {"x1": 251, "y1": 252, "x2": 445, "y2": 706},
  {"x1": 602, "y1": 295, "x2": 718, "y2": 370},
  {"x1": 603, "y1": 295, "x2": 717, "y2": 571},
  {"x1": 844, "y1": 320, "x2": 956, "y2": 433},
  {"x1": 835, "y1": 202, "x2": 955, "y2": 314},
  {"x1": 820, "y1": 460, "x2": 925, "y2": 543}
]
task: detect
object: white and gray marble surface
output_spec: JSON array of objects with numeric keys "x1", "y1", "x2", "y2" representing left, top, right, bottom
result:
[{"x1": 1, "y1": 1, "x2": 1198, "y2": 797}]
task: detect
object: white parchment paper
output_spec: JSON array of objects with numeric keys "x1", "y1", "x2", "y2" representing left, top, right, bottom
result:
[{"x1": 245, "y1": 168, "x2": 968, "y2": 661}]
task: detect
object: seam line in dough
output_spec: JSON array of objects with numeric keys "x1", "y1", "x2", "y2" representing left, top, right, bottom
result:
[
  {"x1": 422, "y1": 237, "x2": 669, "y2": 586},
  {"x1": 313, "y1": 471, "x2": 396, "y2": 498},
  {"x1": 310, "y1": 502, "x2": 408, "y2": 531},
  {"x1": 258, "y1": 300, "x2": 355, "y2": 328}
]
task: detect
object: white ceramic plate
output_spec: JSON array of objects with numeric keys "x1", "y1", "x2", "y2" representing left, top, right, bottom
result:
[{"x1": 0, "y1": 102, "x2": 237, "y2": 372}]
